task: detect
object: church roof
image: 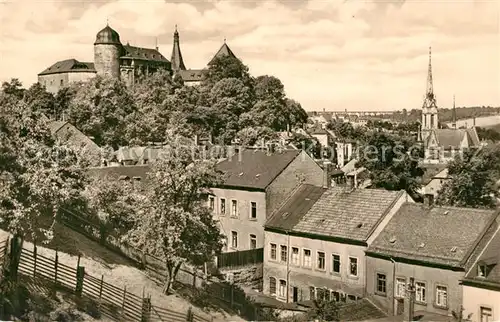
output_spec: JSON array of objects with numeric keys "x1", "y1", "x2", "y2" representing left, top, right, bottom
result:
[
  {"x1": 426, "y1": 127, "x2": 481, "y2": 149},
  {"x1": 38, "y1": 59, "x2": 96, "y2": 76},
  {"x1": 121, "y1": 45, "x2": 169, "y2": 63},
  {"x1": 208, "y1": 42, "x2": 237, "y2": 65}
]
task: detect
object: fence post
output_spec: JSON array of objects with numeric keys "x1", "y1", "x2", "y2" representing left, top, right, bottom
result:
[
  {"x1": 141, "y1": 295, "x2": 151, "y2": 322},
  {"x1": 121, "y1": 286, "x2": 127, "y2": 320},
  {"x1": 192, "y1": 270, "x2": 197, "y2": 288},
  {"x1": 186, "y1": 307, "x2": 193, "y2": 322},
  {"x1": 33, "y1": 242, "x2": 37, "y2": 279},
  {"x1": 54, "y1": 249, "x2": 59, "y2": 285},
  {"x1": 230, "y1": 284, "x2": 234, "y2": 309},
  {"x1": 75, "y1": 255, "x2": 84, "y2": 297},
  {"x1": 97, "y1": 274, "x2": 104, "y2": 314}
]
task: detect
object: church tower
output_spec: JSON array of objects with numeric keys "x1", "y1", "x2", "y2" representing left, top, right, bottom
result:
[
  {"x1": 421, "y1": 47, "x2": 438, "y2": 141},
  {"x1": 171, "y1": 25, "x2": 186, "y2": 71}
]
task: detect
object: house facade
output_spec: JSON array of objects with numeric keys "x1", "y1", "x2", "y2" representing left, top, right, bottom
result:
[
  {"x1": 263, "y1": 185, "x2": 412, "y2": 303},
  {"x1": 365, "y1": 200, "x2": 499, "y2": 318},
  {"x1": 210, "y1": 148, "x2": 324, "y2": 253},
  {"x1": 461, "y1": 216, "x2": 500, "y2": 322}
]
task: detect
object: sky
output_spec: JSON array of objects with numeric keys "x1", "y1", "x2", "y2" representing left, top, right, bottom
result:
[{"x1": 0, "y1": 0, "x2": 499, "y2": 112}]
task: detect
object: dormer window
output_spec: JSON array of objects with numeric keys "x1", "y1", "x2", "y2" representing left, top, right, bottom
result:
[{"x1": 478, "y1": 264, "x2": 486, "y2": 277}]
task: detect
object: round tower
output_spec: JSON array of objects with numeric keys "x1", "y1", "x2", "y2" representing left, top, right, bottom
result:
[{"x1": 94, "y1": 25, "x2": 122, "y2": 78}]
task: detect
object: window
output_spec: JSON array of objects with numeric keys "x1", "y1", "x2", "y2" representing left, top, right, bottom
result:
[
  {"x1": 415, "y1": 282, "x2": 426, "y2": 303},
  {"x1": 376, "y1": 273, "x2": 386, "y2": 295},
  {"x1": 208, "y1": 196, "x2": 215, "y2": 211},
  {"x1": 269, "y1": 277, "x2": 276, "y2": 295},
  {"x1": 478, "y1": 264, "x2": 487, "y2": 277},
  {"x1": 395, "y1": 278, "x2": 406, "y2": 298},
  {"x1": 250, "y1": 202, "x2": 257, "y2": 219},
  {"x1": 278, "y1": 280, "x2": 286, "y2": 298},
  {"x1": 280, "y1": 245, "x2": 287, "y2": 263},
  {"x1": 231, "y1": 231, "x2": 238, "y2": 249},
  {"x1": 270, "y1": 243, "x2": 277, "y2": 260},
  {"x1": 303, "y1": 249, "x2": 312, "y2": 267},
  {"x1": 348, "y1": 257, "x2": 358, "y2": 276},
  {"x1": 480, "y1": 307, "x2": 492, "y2": 322},
  {"x1": 249, "y1": 234, "x2": 257, "y2": 249},
  {"x1": 309, "y1": 286, "x2": 315, "y2": 300},
  {"x1": 316, "y1": 288, "x2": 326, "y2": 301},
  {"x1": 332, "y1": 254, "x2": 340, "y2": 273},
  {"x1": 435, "y1": 285, "x2": 447, "y2": 308},
  {"x1": 291, "y1": 247, "x2": 299, "y2": 265},
  {"x1": 331, "y1": 291, "x2": 340, "y2": 302},
  {"x1": 231, "y1": 200, "x2": 238, "y2": 217},
  {"x1": 220, "y1": 198, "x2": 226, "y2": 215},
  {"x1": 317, "y1": 252, "x2": 325, "y2": 270}
]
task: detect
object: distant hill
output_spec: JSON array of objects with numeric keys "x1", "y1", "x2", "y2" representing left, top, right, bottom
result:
[{"x1": 374, "y1": 106, "x2": 500, "y2": 123}]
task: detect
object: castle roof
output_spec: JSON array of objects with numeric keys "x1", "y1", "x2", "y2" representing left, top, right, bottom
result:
[
  {"x1": 121, "y1": 45, "x2": 169, "y2": 63},
  {"x1": 171, "y1": 28, "x2": 186, "y2": 71},
  {"x1": 95, "y1": 25, "x2": 121, "y2": 45},
  {"x1": 38, "y1": 59, "x2": 96, "y2": 76},
  {"x1": 177, "y1": 69, "x2": 204, "y2": 82},
  {"x1": 208, "y1": 42, "x2": 237, "y2": 65}
]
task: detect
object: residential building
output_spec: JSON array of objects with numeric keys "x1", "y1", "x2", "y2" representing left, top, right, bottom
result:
[
  {"x1": 309, "y1": 126, "x2": 332, "y2": 148},
  {"x1": 209, "y1": 148, "x2": 324, "y2": 253},
  {"x1": 461, "y1": 215, "x2": 500, "y2": 322},
  {"x1": 419, "y1": 167, "x2": 449, "y2": 198},
  {"x1": 335, "y1": 140, "x2": 354, "y2": 168},
  {"x1": 365, "y1": 198, "x2": 499, "y2": 318},
  {"x1": 263, "y1": 183, "x2": 412, "y2": 303}
]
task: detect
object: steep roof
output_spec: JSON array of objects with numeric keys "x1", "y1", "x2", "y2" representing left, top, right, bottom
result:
[
  {"x1": 427, "y1": 128, "x2": 481, "y2": 149},
  {"x1": 208, "y1": 42, "x2": 237, "y2": 65},
  {"x1": 463, "y1": 221, "x2": 500, "y2": 288},
  {"x1": 215, "y1": 148, "x2": 302, "y2": 190},
  {"x1": 171, "y1": 29, "x2": 186, "y2": 71},
  {"x1": 178, "y1": 69, "x2": 204, "y2": 82},
  {"x1": 38, "y1": 59, "x2": 96, "y2": 76},
  {"x1": 121, "y1": 45, "x2": 169, "y2": 63},
  {"x1": 368, "y1": 203, "x2": 498, "y2": 267},
  {"x1": 265, "y1": 184, "x2": 327, "y2": 231},
  {"x1": 292, "y1": 188, "x2": 404, "y2": 242}
]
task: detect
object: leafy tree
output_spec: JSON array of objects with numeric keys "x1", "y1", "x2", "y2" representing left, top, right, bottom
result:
[
  {"x1": 477, "y1": 126, "x2": 500, "y2": 142},
  {"x1": 437, "y1": 144, "x2": 500, "y2": 208},
  {"x1": 1, "y1": 79, "x2": 25, "y2": 100},
  {"x1": 306, "y1": 299, "x2": 340, "y2": 321},
  {"x1": 66, "y1": 75, "x2": 137, "y2": 148},
  {"x1": 235, "y1": 126, "x2": 277, "y2": 146},
  {"x1": 23, "y1": 82, "x2": 55, "y2": 118},
  {"x1": 357, "y1": 131, "x2": 424, "y2": 197},
  {"x1": 122, "y1": 138, "x2": 224, "y2": 294},
  {"x1": 452, "y1": 306, "x2": 473, "y2": 322},
  {"x1": 54, "y1": 86, "x2": 77, "y2": 120},
  {"x1": 327, "y1": 120, "x2": 365, "y2": 141},
  {"x1": 202, "y1": 55, "x2": 252, "y2": 89}
]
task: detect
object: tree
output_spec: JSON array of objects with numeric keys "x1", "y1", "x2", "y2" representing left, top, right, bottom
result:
[
  {"x1": 122, "y1": 138, "x2": 224, "y2": 294},
  {"x1": 437, "y1": 144, "x2": 500, "y2": 208},
  {"x1": 66, "y1": 75, "x2": 137, "y2": 148},
  {"x1": 306, "y1": 299, "x2": 340, "y2": 322},
  {"x1": 202, "y1": 55, "x2": 252, "y2": 89},
  {"x1": 357, "y1": 131, "x2": 424, "y2": 197},
  {"x1": 477, "y1": 126, "x2": 500, "y2": 142},
  {"x1": 452, "y1": 306, "x2": 472, "y2": 322},
  {"x1": 235, "y1": 126, "x2": 277, "y2": 146},
  {"x1": 54, "y1": 86, "x2": 77, "y2": 120},
  {"x1": 1, "y1": 79, "x2": 25, "y2": 100},
  {"x1": 23, "y1": 82, "x2": 55, "y2": 117},
  {"x1": 327, "y1": 120, "x2": 365, "y2": 141}
]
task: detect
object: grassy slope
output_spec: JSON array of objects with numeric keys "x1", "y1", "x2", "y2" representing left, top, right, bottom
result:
[{"x1": 0, "y1": 225, "x2": 245, "y2": 322}]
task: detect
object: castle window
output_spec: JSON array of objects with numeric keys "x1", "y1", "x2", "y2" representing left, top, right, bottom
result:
[{"x1": 60, "y1": 79, "x2": 63, "y2": 86}]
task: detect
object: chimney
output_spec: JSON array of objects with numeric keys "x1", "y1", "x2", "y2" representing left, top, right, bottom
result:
[
  {"x1": 323, "y1": 162, "x2": 332, "y2": 188},
  {"x1": 346, "y1": 174, "x2": 355, "y2": 191},
  {"x1": 423, "y1": 193, "x2": 434, "y2": 208}
]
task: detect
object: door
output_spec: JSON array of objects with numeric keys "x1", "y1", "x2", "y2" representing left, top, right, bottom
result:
[{"x1": 292, "y1": 287, "x2": 299, "y2": 302}]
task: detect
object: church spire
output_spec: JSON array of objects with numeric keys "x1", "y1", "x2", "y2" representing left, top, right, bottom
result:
[
  {"x1": 452, "y1": 95, "x2": 457, "y2": 129},
  {"x1": 171, "y1": 25, "x2": 186, "y2": 71},
  {"x1": 426, "y1": 46, "x2": 434, "y2": 99}
]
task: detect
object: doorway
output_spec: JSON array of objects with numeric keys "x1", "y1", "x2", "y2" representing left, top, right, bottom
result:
[{"x1": 292, "y1": 287, "x2": 299, "y2": 302}]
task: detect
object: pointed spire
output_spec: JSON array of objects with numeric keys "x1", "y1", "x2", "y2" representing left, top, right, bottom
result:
[
  {"x1": 171, "y1": 25, "x2": 186, "y2": 71},
  {"x1": 426, "y1": 46, "x2": 434, "y2": 98},
  {"x1": 106, "y1": 17, "x2": 109, "y2": 26},
  {"x1": 224, "y1": 37, "x2": 226, "y2": 44},
  {"x1": 452, "y1": 95, "x2": 457, "y2": 129}
]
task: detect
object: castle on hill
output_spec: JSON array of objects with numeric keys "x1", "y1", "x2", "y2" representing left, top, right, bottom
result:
[{"x1": 38, "y1": 24, "x2": 237, "y2": 94}]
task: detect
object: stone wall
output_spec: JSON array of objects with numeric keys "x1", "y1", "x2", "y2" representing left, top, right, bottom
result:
[{"x1": 220, "y1": 263, "x2": 263, "y2": 290}]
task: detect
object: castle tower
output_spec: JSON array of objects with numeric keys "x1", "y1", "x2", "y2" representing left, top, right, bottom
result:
[
  {"x1": 421, "y1": 47, "x2": 439, "y2": 139},
  {"x1": 171, "y1": 25, "x2": 186, "y2": 71},
  {"x1": 94, "y1": 24, "x2": 122, "y2": 78}
]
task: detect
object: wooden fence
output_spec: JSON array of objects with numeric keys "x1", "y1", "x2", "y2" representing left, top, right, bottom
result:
[
  {"x1": 7, "y1": 237, "x2": 212, "y2": 322},
  {"x1": 216, "y1": 248, "x2": 264, "y2": 268}
]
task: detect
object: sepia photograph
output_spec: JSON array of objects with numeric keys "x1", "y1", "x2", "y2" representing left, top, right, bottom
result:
[{"x1": 0, "y1": 0, "x2": 499, "y2": 321}]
